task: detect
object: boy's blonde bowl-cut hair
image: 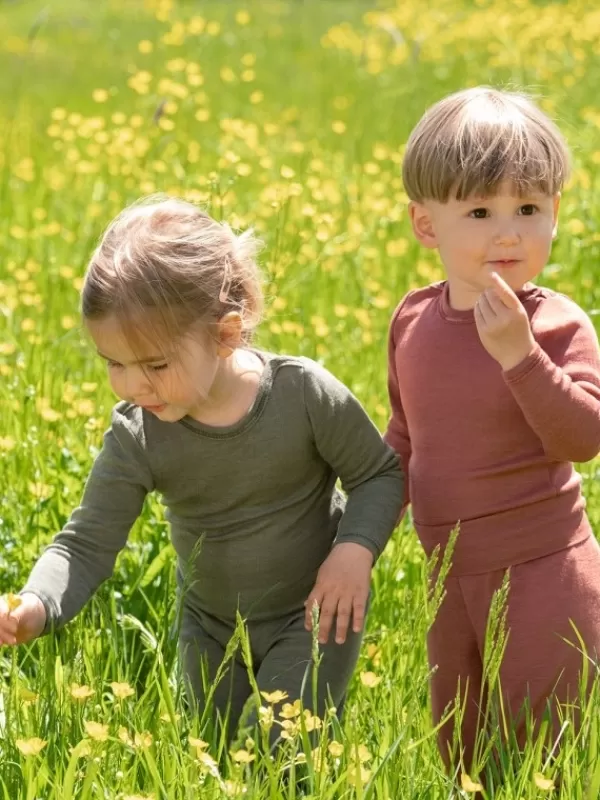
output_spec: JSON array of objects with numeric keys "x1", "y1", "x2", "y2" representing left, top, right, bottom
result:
[{"x1": 402, "y1": 87, "x2": 570, "y2": 203}]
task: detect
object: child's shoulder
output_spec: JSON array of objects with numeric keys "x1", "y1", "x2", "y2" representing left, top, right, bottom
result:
[
  {"x1": 260, "y1": 350, "x2": 353, "y2": 402},
  {"x1": 108, "y1": 401, "x2": 147, "y2": 445},
  {"x1": 262, "y1": 350, "x2": 340, "y2": 387},
  {"x1": 389, "y1": 281, "x2": 446, "y2": 327},
  {"x1": 527, "y1": 286, "x2": 595, "y2": 336}
]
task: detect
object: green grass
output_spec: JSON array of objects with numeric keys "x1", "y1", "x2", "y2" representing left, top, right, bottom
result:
[{"x1": 1, "y1": 0, "x2": 600, "y2": 796}]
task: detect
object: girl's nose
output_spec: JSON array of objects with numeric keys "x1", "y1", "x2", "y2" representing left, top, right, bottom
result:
[{"x1": 124, "y1": 366, "x2": 152, "y2": 399}]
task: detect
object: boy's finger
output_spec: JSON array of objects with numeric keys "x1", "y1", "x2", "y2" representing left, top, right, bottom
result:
[
  {"x1": 490, "y1": 272, "x2": 520, "y2": 309},
  {"x1": 484, "y1": 288, "x2": 509, "y2": 317},
  {"x1": 476, "y1": 293, "x2": 494, "y2": 324}
]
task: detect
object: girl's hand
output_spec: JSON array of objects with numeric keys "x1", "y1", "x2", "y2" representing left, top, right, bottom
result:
[
  {"x1": 0, "y1": 593, "x2": 46, "y2": 646},
  {"x1": 304, "y1": 542, "x2": 373, "y2": 645},
  {"x1": 474, "y1": 272, "x2": 536, "y2": 371}
]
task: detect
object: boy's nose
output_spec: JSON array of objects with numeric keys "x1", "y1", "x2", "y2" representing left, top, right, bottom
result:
[{"x1": 493, "y1": 224, "x2": 520, "y2": 245}]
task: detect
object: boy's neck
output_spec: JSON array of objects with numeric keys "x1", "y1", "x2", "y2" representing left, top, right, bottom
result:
[
  {"x1": 446, "y1": 277, "x2": 532, "y2": 311},
  {"x1": 447, "y1": 280, "x2": 481, "y2": 311}
]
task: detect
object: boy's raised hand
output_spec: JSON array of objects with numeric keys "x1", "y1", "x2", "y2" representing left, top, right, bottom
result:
[
  {"x1": 0, "y1": 593, "x2": 46, "y2": 646},
  {"x1": 474, "y1": 272, "x2": 536, "y2": 371},
  {"x1": 304, "y1": 542, "x2": 373, "y2": 645}
]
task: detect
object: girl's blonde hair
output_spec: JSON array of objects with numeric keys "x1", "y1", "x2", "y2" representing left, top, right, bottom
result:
[
  {"x1": 402, "y1": 87, "x2": 570, "y2": 203},
  {"x1": 82, "y1": 195, "x2": 263, "y2": 346}
]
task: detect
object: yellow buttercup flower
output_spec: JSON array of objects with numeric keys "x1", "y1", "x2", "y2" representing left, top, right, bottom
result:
[
  {"x1": 231, "y1": 748, "x2": 255, "y2": 764},
  {"x1": 110, "y1": 681, "x2": 135, "y2": 700},
  {"x1": 84, "y1": 721, "x2": 109, "y2": 741},
  {"x1": 5, "y1": 593, "x2": 22, "y2": 612},
  {"x1": 280, "y1": 699, "x2": 302, "y2": 719},
  {"x1": 533, "y1": 772, "x2": 555, "y2": 791},
  {"x1": 69, "y1": 683, "x2": 94, "y2": 701},
  {"x1": 360, "y1": 671, "x2": 382, "y2": 688},
  {"x1": 461, "y1": 773, "x2": 484, "y2": 792},
  {"x1": 134, "y1": 731, "x2": 153, "y2": 749},
  {"x1": 328, "y1": 741, "x2": 344, "y2": 757},
  {"x1": 16, "y1": 737, "x2": 47, "y2": 756},
  {"x1": 260, "y1": 690, "x2": 288, "y2": 704}
]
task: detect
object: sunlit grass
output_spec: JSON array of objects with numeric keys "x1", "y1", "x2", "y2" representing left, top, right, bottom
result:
[{"x1": 1, "y1": 0, "x2": 600, "y2": 796}]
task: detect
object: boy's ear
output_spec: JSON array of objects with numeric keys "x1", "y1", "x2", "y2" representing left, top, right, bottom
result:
[
  {"x1": 552, "y1": 192, "x2": 561, "y2": 239},
  {"x1": 216, "y1": 312, "x2": 243, "y2": 356},
  {"x1": 409, "y1": 202, "x2": 438, "y2": 249}
]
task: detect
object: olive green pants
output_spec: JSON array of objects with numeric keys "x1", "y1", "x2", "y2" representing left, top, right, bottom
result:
[{"x1": 179, "y1": 604, "x2": 364, "y2": 743}]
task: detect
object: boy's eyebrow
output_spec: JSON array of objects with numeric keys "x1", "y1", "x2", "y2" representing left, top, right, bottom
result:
[{"x1": 96, "y1": 351, "x2": 167, "y2": 364}]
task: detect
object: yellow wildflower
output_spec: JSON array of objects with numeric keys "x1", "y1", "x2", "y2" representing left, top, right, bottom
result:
[
  {"x1": 84, "y1": 721, "x2": 109, "y2": 741},
  {"x1": 280, "y1": 699, "x2": 302, "y2": 719},
  {"x1": 360, "y1": 671, "x2": 382, "y2": 688},
  {"x1": 5, "y1": 593, "x2": 22, "y2": 612},
  {"x1": 16, "y1": 738, "x2": 47, "y2": 756},
  {"x1": 231, "y1": 748, "x2": 255, "y2": 764},
  {"x1": 533, "y1": 772, "x2": 555, "y2": 791},
  {"x1": 134, "y1": 731, "x2": 153, "y2": 749},
  {"x1": 461, "y1": 773, "x2": 484, "y2": 792},
  {"x1": 328, "y1": 741, "x2": 344, "y2": 757},
  {"x1": 69, "y1": 683, "x2": 94, "y2": 701},
  {"x1": 260, "y1": 690, "x2": 288, "y2": 704},
  {"x1": 110, "y1": 681, "x2": 135, "y2": 700}
]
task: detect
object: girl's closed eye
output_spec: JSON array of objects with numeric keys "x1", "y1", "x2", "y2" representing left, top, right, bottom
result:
[{"x1": 148, "y1": 363, "x2": 169, "y2": 372}]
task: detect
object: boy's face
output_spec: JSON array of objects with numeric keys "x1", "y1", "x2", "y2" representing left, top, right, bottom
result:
[{"x1": 409, "y1": 181, "x2": 560, "y2": 309}]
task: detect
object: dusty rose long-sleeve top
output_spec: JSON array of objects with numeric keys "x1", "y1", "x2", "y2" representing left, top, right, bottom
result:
[{"x1": 385, "y1": 280, "x2": 600, "y2": 576}]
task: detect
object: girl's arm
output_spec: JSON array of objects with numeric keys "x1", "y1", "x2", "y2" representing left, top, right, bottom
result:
[
  {"x1": 301, "y1": 359, "x2": 403, "y2": 644},
  {"x1": 302, "y1": 359, "x2": 404, "y2": 561},
  {"x1": 20, "y1": 405, "x2": 153, "y2": 634}
]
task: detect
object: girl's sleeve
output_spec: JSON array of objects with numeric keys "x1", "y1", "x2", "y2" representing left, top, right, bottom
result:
[
  {"x1": 302, "y1": 359, "x2": 404, "y2": 561},
  {"x1": 21, "y1": 406, "x2": 154, "y2": 633}
]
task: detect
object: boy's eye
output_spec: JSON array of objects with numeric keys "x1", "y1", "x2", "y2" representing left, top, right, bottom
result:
[
  {"x1": 106, "y1": 360, "x2": 123, "y2": 369},
  {"x1": 469, "y1": 207, "x2": 489, "y2": 219},
  {"x1": 518, "y1": 204, "x2": 538, "y2": 216}
]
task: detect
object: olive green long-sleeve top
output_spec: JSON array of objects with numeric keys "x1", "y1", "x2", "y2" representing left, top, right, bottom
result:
[{"x1": 23, "y1": 353, "x2": 403, "y2": 629}]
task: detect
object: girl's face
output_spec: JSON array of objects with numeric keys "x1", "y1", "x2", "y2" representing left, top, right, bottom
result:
[{"x1": 87, "y1": 314, "x2": 223, "y2": 422}]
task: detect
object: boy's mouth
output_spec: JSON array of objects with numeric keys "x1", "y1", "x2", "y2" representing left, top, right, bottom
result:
[
  {"x1": 488, "y1": 259, "x2": 521, "y2": 268},
  {"x1": 140, "y1": 404, "x2": 167, "y2": 413}
]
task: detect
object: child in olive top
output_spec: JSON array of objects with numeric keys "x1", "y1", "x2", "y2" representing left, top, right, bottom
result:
[{"x1": 0, "y1": 196, "x2": 403, "y2": 743}]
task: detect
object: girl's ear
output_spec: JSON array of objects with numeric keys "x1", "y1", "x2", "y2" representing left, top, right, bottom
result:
[
  {"x1": 216, "y1": 312, "x2": 243, "y2": 357},
  {"x1": 409, "y1": 201, "x2": 439, "y2": 249}
]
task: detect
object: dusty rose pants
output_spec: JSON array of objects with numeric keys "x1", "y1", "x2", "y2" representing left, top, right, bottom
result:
[{"x1": 428, "y1": 536, "x2": 600, "y2": 770}]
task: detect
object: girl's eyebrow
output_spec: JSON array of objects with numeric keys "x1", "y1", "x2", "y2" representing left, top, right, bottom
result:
[{"x1": 96, "y1": 351, "x2": 167, "y2": 364}]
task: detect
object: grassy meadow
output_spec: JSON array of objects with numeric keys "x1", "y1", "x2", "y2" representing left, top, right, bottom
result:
[{"x1": 1, "y1": 0, "x2": 600, "y2": 796}]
